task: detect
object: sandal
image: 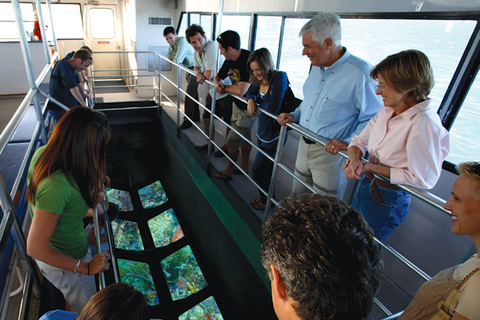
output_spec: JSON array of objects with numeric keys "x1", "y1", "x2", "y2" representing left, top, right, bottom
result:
[
  {"x1": 214, "y1": 172, "x2": 233, "y2": 181},
  {"x1": 252, "y1": 201, "x2": 266, "y2": 210}
]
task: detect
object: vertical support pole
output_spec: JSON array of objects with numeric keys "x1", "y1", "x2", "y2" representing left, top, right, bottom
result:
[
  {"x1": 176, "y1": 64, "x2": 182, "y2": 137},
  {"x1": 34, "y1": 0, "x2": 51, "y2": 65},
  {"x1": 93, "y1": 206, "x2": 106, "y2": 290},
  {"x1": 11, "y1": 0, "x2": 48, "y2": 144},
  {"x1": 263, "y1": 125, "x2": 287, "y2": 223}
]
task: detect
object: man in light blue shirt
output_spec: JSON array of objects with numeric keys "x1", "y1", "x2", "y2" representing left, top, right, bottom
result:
[
  {"x1": 277, "y1": 13, "x2": 382, "y2": 198},
  {"x1": 164, "y1": 26, "x2": 198, "y2": 129}
]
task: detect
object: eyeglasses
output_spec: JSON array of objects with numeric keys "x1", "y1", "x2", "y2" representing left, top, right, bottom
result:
[
  {"x1": 471, "y1": 162, "x2": 480, "y2": 176},
  {"x1": 376, "y1": 83, "x2": 386, "y2": 91}
]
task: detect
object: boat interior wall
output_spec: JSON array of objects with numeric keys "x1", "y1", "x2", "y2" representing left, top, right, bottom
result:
[{"x1": 0, "y1": 42, "x2": 47, "y2": 95}]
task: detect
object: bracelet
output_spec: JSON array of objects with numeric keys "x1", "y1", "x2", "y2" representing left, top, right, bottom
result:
[
  {"x1": 87, "y1": 262, "x2": 90, "y2": 275},
  {"x1": 73, "y1": 259, "x2": 81, "y2": 273}
]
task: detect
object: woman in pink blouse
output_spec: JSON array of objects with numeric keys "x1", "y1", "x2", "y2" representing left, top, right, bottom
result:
[{"x1": 344, "y1": 50, "x2": 449, "y2": 241}]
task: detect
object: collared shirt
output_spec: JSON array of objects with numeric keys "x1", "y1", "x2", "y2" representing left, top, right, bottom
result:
[
  {"x1": 193, "y1": 39, "x2": 223, "y2": 74},
  {"x1": 167, "y1": 36, "x2": 194, "y2": 68},
  {"x1": 349, "y1": 99, "x2": 450, "y2": 189},
  {"x1": 290, "y1": 48, "x2": 382, "y2": 143}
]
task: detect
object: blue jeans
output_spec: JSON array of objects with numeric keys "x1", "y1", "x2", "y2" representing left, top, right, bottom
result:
[
  {"x1": 352, "y1": 176, "x2": 411, "y2": 242},
  {"x1": 251, "y1": 139, "x2": 278, "y2": 203}
]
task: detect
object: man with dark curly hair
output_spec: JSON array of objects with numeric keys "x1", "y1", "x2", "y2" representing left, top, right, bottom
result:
[{"x1": 261, "y1": 194, "x2": 383, "y2": 320}]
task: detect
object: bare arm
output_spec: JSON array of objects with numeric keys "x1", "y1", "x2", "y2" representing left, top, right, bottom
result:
[
  {"x1": 70, "y1": 87, "x2": 87, "y2": 107},
  {"x1": 27, "y1": 208, "x2": 108, "y2": 275},
  {"x1": 223, "y1": 81, "x2": 250, "y2": 96}
]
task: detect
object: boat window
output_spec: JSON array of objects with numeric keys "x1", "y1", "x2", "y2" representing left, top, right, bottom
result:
[
  {"x1": 89, "y1": 7, "x2": 115, "y2": 39},
  {"x1": 220, "y1": 14, "x2": 251, "y2": 50},
  {"x1": 201, "y1": 14, "x2": 213, "y2": 39},
  {"x1": 40, "y1": 3, "x2": 83, "y2": 40},
  {"x1": 0, "y1": 2, "x2": 35, "y2": 41},
  {"x1": 279, "y1": 18, "x2": 311, "y2": 98},
  {"x1": 190, "y1": 13, "x2": 200, "y2": 25},
  {"x1": 341, "y1": 18, "x2": 476, "y2": 108},
  {"x1": 178, "y1": 13, "x2": 188, "y2": 38},
  {"x1": 446, "y1": 72, "x2": 480, "y2": 164},
  {"x1": 254, "y1": 15, "x2": 282, "y2": 66}
]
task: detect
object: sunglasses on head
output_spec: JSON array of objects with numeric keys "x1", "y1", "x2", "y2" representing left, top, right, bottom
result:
[{"x1": 472, "y1": 162, "x2": 480, "y2": 176}]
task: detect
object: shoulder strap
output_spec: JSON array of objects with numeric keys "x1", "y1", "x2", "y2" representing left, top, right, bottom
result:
[{"x1": 435, "y1": 267, "x2": 480, "y2": 319}]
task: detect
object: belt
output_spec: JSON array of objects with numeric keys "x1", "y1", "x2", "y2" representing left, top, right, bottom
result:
[
  {"x1": 303, "y1": 136, "x2": 316, "y2": 144},
  {"x1": 365, "y1": 172, "x2": 401, "y2": 203}
]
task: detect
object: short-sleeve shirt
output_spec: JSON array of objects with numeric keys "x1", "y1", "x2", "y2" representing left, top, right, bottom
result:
[
  {"x1": 217, "y1": 49, "x2": 251, "y2": 108},
  {"x1": 193, "y1": 39, "x2": 218, "y2": 75},
  {"x1": 49, "y1": 58, "x2": 80, "y2": 108},
  {"x1": 27, "y1": 146, "x2": 89, "y2": 259}
]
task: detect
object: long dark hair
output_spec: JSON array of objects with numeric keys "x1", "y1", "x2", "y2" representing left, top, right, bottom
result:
[{"x1": 27, "y1": 106, "x2": 110, "y2": 208}]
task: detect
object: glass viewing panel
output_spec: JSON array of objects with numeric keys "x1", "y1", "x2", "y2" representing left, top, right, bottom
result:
[
  {"x1": 178, "y1": 13, "x2": 188, "y2": 38},
  {"x1": 446, "y1": 71, "x2": 480, "y2": 164},
  {"x1": 190, "y1": 13, "x2": 200, "y2": 26},
  {"x1": 148, "y1": 208, "x2": 184, "y2": 248},
  {"x1": 106, "y1": 187, "x2": 133, "y2": 212},
  {"x1": 118, "y1": 259, "x2": 159, "y2": 306},
  {"x1": 138, "y1": 180, "x2": 168, "y2": 209},
  {"x1": 220, "y1": 15, "x2": 251, "y2": 51},
  {"x1": 40, "y1": 4, "x2": 83, "y2": 40},
  {"x1": 89, "y1": 7, "x2": 115, "y2": 39},
  {"x1": 254, "y1": 16, "x2": 282, "y2": 66},
  {"x1": 161, "y1": 245, "x2": 208, "y2": 301},
  {"x1": 179, "y1": 296, "x2": 224, "y2": 320},
  {"x1": 111, "y1": 218, "x2": 144, "y2": 251}
]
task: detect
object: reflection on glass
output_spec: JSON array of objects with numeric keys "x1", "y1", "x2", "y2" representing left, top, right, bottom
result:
[
  {"x1": 106, "y1": 187, "x2": 133, "y2": 212},
  {"x1": 179, "y1": 296, "x2": 224, "y2": 320},
  {"x1": 220, "y1": 15, "x2": 251, "y2": 51},
  {"x1": 138, "y1": 180, "x2": 168, "y2": 209},
  {"x1": 255, "y1": 16, "x2": 282, "y2": 65},
  {"x1": 161, "y1": 245, "x2": 207, "y2": 301},
  {"x1": 117, "y1": 259, "x2": 159, "y2": 306},
  {"x1": 148, "y1": 208, "x2": 184, "y2": 248},
  {"x1": 111, "y1": 218, "x2": 144, "y2": 251},
  {"x1": 279, "y1": 18, "x2": 311, "y2": 99}
]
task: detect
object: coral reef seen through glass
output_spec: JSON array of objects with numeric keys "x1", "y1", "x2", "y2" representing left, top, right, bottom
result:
[
  {"x1": 111, "y1": 218, "x2": 144, "y2": 251},
  {"x1": 161, "y1": 245, "x2": 208, "y2": 301},
  {"x1": 179, "y1": 296, "x2": 224, "y2": 320},
  {"x1": 138, "y1": 180, "x2": 168, "y2": 209},
  {"x1": 106, "y1": 187, "x2": 134, "y2": 212},
  {"x1": 148, "y1": 208, "x2": 184, "y2": 248},
  {"x1": 117, "y1": 259, "x2": 159, "y2": 306}
]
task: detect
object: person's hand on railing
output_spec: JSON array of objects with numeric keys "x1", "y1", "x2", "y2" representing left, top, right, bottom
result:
[
  {"x1": 276, "y1": 113, "x2": 294, "y2": 126},
  {"x1": 344, "y1": 159, "x2": 364, "y2": 180},
  {"x1": 215, "y1": 82, "x2": 226, "y2": 95},
  {"x1": 247, "y1": 98, "x2": 257, "y2": 117},
  {"x1": 88, "y1": 253, "x2": 110, "y2": 275},
  {"x1": 325, "y1": 139, "x2": 348, "y2": 155}
]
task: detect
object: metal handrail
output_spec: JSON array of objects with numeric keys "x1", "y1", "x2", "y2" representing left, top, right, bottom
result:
[{"x1": 151, "y1": 51, "x2": 451, "y2": 317}]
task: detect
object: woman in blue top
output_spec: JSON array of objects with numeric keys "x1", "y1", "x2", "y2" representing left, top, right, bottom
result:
[{"x1": 246, "y1": 48, "x2": 289, "y2": 210}]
